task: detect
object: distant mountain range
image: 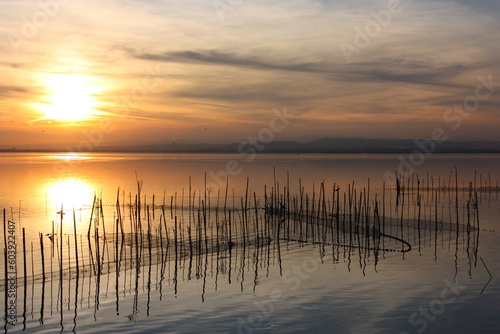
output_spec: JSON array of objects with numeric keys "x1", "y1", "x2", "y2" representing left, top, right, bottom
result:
[{"x1": 2, "y1": 137, "x2": 499, "y2": 153}]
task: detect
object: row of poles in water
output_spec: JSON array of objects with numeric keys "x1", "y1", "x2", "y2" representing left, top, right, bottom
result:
[{"x1": 2, "y1": 170, "x2": 493, "y2": 332}]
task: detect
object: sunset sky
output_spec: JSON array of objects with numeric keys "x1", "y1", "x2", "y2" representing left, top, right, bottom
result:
[{"x1": 1, "y1": 0, "x2": 499, "y2": 148}]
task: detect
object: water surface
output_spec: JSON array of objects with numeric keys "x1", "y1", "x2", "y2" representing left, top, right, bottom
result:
[{"x1": 1, "y1": 153, "x2": 499, "y2": 333}]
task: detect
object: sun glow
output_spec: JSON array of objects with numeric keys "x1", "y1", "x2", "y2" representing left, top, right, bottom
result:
[
  {"x1": 47, "y1": 178, "x2": 94, "y2": 212},
  {"x1": 35, "y1": 74, "x2": 102, "y2": 122}
]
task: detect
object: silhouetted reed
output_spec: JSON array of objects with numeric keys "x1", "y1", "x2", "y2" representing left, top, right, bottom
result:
[{"x1": 1, "y1": 171, "x2": 493, "y2": 331}]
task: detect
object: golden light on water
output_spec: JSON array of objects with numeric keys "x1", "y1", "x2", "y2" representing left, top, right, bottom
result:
[
  {"x1": 47, "y1": 178, "x2": 94, "y2": 212},
  {"x1": 34, "y1": 74, "x2": 102, "y2": 122},
  {"x1": 49, "y1": 153, "x2": 92, "y2": 161}
]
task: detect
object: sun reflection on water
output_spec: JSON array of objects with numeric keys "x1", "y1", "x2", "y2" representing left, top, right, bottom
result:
[
  {"x1": 48, "y1": 153, "x2": 92, "y2": 161},
  {"x1": 46, "y1": 177, "x2": 94, "y2": 213}
]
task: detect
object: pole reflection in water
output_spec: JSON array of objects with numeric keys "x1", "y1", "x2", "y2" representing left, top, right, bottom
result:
[{"x1": 0, "y1": 174, "x2": 491, "y2": 333}]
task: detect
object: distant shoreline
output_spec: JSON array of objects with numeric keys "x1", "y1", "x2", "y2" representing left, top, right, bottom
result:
[
  {"x1": 2, "y1": 137, "x2": 499, "y2": 154},
  {"x1": 2, "y1": 149, "x2": 500, "y2": 154}
]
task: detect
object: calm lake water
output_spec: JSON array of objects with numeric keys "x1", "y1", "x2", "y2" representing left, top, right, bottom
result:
[{"x1": 1, "y1": 152, "x2": 499, "y2": 333}]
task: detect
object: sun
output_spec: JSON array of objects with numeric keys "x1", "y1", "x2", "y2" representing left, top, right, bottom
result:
[{"x1": 35, "y1": 74, "x2": 102, "y2": 122}]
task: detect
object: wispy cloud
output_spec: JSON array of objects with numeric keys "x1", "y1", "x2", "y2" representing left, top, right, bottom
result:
[
  {"x1": 1, "y1": 0, "x2": 499, "y2": 144},
  {"x1": 0, "y1": 85, "x2": 28, "y2": 98},
  {"x1": 128, "y1": 49, "x2": 326, "y2": 73},
  {"x1": 130, "y1": 48, "x2": 476, "y2": 92}
]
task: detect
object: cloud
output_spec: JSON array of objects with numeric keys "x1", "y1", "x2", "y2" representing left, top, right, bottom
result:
[
  {"x1": 98, "y1": 104, "x2": 213, "y2": 123},
  {"x1": 429, "y1": 0, "x2": 500, "y2": 13},
  {"x1": 0, "y1": 85, "x2": 28, "y2": 98},
  {"x1": 129, "y1": 48, "x2": 474, "y2": 90},
  {"x1": 367, "y1": 67, "x2": 468, "y2": 89},
  {"x1": 171, "y1": 81, "x2": 322, "y2": 103},
  {"x1": 1, "y1": 0, "x2": 500, "y2": 142},
  {"x1": 129, "y1": 49, "x2": 325, "y2": 74}
]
